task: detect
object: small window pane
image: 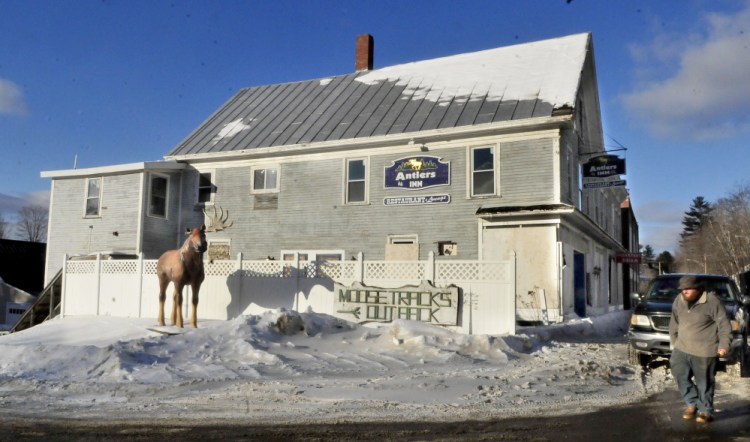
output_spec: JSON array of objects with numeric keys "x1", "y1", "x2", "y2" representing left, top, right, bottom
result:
[
  {"x1": 254, "y1": 169, "x2": 266, "y2": 190},
  {"x1": 150, "y1": 176, "x2": 168, "y2": 218},
  {"x1": 198, "y1": 187, "x2": 212, "y2": 203},
  {"x1": 348, "y1": 181, "x2": 365, "y2": 203},
  {"x1": 473, "y1": 171, "x2": 494, "y2": 195},
  {"x1": 85, "y1": 198, "x2": 99, "y2": 216},
  {"x1": 266, "y1": 169, "x2": 278, "y2": 189},
  {"x1": 348, "y1": 160, "x2": 365, "y2": 180},
  {"x1": 473, "y1": 148, "x2": 494, "y2": 171},
  {"x1": 88, "y1": 178, "x2": 100, "y2": 195},
  {"x1": 198, "y1": 173, "x2": 212, "y2": 203}
]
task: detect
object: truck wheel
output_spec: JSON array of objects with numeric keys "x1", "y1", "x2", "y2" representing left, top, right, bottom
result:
[{"x1": 628, "y1": 345, "x2": 648, "y2": 367}]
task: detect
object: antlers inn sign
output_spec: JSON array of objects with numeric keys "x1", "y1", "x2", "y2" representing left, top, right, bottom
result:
[
  {"x1": 384, "y1": 156, "x2": 450, "y2": 190},
  {"x1": 582, "y1": 154, "x2": 627, "y2": 189},
  {"x1": 383, "y1": 156, "x2": 451, "y2": 206},
  {"x1": 334, "y1": 281, "x2": 459, "y2": 325}
]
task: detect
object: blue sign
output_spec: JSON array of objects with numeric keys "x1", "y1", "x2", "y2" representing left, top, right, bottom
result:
[{"x1": 384, "y1": 156, "x2": 450, "y2": 190}]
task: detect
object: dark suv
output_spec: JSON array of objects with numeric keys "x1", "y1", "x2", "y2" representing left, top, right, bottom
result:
[{"x1": 628, "y1": 273, "x2": 749, "y2": 375}]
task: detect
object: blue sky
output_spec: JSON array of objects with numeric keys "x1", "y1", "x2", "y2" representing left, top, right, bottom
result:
[{"x1": 1, "y1": 0, "x2": 749, "y2": 253}]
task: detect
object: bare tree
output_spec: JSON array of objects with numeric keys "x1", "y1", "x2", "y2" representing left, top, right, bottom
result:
[
  {"x1": 705, "y1": 185, "x2": 750, "y2": 276},
  {"x1": 0, "y1": 212, "x2": 7, "y2": 239},
  {"x1": 15, "y1": 205, "x2": 48, "y2": 243},
  {"x1": 678, "y1": 184, "x2": 750, "y2": 276}
]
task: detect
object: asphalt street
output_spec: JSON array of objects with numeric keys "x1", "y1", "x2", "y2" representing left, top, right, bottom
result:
[{"x1": 3, "y1": 387, "x2": 749, "y2": 441}]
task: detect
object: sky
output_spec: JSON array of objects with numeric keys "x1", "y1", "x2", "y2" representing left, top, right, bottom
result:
[
  {"x1": 1, "y1": 0, "x2": 749, "y2": 253},
  {"x1": 0, "y1": 308, "x2": 684, "y2": 423}
]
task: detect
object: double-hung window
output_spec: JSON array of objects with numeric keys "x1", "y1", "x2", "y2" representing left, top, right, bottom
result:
[
  {"x1": 148, "y1": 174, "x2": 169, "y2": 218},
  {"x1": 85, "y1": 177, "x2": 102, "y2": 217},
  {"x1": 252, "y1": 166, "x2": 279, "y2": 193},
  {"x1": 345, "y1": 158, "x2": 367, "y2": 204},
  {"x1": 197, "y1": 172, "x2": 214, "y2": 204},
  {"x1": 471, "y1": 146, "x2": 495, "y2": 196}
]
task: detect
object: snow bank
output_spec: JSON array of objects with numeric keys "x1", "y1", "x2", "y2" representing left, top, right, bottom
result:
[{"x1": 0, "y1": 309, "x2": 670, "y2": 423}]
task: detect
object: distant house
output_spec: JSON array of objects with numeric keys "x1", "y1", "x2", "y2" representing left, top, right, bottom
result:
[
  {"x1": 0, "y1": 278, "x2": 35, "y2": 332},
  {"x1": 0, "y1": 239, "x2": 45, "y2": 332},
  {"x1": 0, "y1": 238, "x2": 46, "y2": 295},
  {"x1": 41, "y1": 33, "x2": 638, "y2": 322}
]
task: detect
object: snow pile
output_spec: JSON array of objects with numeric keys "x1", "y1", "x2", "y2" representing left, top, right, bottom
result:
[{"x1": 0, "y1": 309, "x2": 672, "y2": 423}]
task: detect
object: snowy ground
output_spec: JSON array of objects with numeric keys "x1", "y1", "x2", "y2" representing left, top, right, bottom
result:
[{"x1": 0, "y1": 309, "x2": 739, "y2": 425}]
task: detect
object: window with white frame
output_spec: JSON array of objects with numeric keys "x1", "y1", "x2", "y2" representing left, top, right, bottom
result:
[
  {"x1": 197, "y1": 171, "x2": 214, "y2": 204},
  {"x1": 84, "y1": 177, "x2": 102, "y2": 217},
  {"x1": 471, "y1": 146, "x2": 495, "y2": 196},
  {"x1": 388, "y1": 234, "x2": 418, "y2": 245},
  {"x1": 251, "y1": 166, "x2": 279, "y2": 193},
  {"x1": 281, "y1": 250, "x2": 345, "y2": 263},
  {"x1": 345, "y1": 158, "x2": 367, "y2": 203},
  {"x1": 385, "y1": 234, "x2": 419, "y2": 260},
  {"x1": 148, "y1": 174, "x2": 169, "y2": 218}
]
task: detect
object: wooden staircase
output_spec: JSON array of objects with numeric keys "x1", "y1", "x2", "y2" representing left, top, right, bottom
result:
[{"x1": 9, "y1": 269, "x2": 62, "y2": 333}]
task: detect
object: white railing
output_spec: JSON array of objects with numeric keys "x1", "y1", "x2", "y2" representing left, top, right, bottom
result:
[{"x1": 60, "y1": 252, "x2": 516, "y2": 335}]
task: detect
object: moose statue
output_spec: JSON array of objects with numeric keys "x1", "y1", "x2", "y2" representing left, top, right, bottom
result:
[{"x1": 156, "y1": 225, "x2": 207, "y2": 328}]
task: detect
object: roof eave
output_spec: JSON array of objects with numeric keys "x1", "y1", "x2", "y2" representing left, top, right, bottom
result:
[{"x1": 40, "y1": 161, "x2": 185, "y2": 180}]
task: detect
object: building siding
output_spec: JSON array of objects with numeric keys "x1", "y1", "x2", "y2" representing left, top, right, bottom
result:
[
  {"x1": 45, "y1": 174, "x2": 142, "y2": 282},
  {"x1": 176, "y1": 134, "x2": 558, "y2": 262},
  {"x1": 141, "y1": 171, "x2": 184, "y2": 257},
  {"x1": 499, "y1": 138, "x2": 555, "y2": 202}
]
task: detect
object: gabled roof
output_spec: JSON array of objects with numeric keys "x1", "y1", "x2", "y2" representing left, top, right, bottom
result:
[{"x1": 168, "y1": 33, "x2": 591, "y2": 158}]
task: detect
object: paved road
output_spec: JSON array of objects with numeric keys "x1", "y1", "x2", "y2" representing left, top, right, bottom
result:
[{"x1": 3, "y1": 388, "x2": 750, "y2": 441}]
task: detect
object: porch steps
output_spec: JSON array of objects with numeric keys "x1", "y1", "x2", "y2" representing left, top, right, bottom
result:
[{"x1": 9, "y1": 269, "x2": 62, "y2": 333}]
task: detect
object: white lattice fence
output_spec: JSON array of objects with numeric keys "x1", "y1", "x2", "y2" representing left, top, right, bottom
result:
[
  {"x1": 61, "y1": 253, "x2": 515, "y2": 334},
  {"x1": 364, "y1": 260, "x2": 426, "y2": 283},
  {"x1": 435, "y1": 261, "x2": 511, "y2": 283}
]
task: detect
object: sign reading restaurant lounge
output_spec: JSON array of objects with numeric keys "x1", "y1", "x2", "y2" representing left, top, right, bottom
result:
[
  {"x1": 384, "y1": 156, "x2": 450, "y2": 190},
  {"x1": 334, "y1": 280, "x2": 459, "y2": 325},
  {"x1": 384, "y1": 194, "x2": 450, "y2": 206}
]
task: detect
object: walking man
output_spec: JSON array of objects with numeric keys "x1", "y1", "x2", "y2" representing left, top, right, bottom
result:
[{"x1": 669, "y1": 275, "x2": 731, "y2": 423}]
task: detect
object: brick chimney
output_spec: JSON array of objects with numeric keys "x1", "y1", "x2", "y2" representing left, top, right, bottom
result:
[{"x1": 355, "y1": 34, "x2": 374, "y2": 72}]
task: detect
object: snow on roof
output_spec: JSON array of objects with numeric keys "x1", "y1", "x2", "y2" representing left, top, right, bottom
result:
[
  {"x1": 356, "y1": 33, "x2": 590, "y2": 108},
  {"x1": 168, "y1": 33, "x2": 593, "y2": 156}
]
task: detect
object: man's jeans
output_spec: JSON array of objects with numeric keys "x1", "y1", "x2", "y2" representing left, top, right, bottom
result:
[{"x1": 670, "y1": 348, "x2": 718, "y2": 413}]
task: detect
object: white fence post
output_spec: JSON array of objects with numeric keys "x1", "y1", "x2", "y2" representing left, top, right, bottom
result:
[
  {"x1": 356, "y1": 252, "x2": 364, "y2": 282},
  {"x1": 95, "y1": 253, "x2": 102, "y2": 316},
  {"x1": 137, "y1": 252, "x2": 144, "y2": 318},
  {"x1": 237, "y1": 252, "x2": 243, "y2": 317},
  {"x1": 427, "y1": 251, "x2": 435, "y2": 282},
  {"x1": 61, "y1": 254, "x2": 68, "y2": 318}
]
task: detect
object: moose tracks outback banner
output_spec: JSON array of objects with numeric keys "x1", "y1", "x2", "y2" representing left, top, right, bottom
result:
[{"x1": 334, "y1": 280, "x2": 460, "y2": 325}]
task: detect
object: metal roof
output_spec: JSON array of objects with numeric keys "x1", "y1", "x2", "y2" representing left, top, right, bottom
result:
[{"x1": 168, "y1": 33, "x2": 591, "y2": 158}]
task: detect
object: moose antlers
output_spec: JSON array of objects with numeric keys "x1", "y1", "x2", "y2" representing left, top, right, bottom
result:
[{"x1": 202, "y1": 205, "x2": 234, "y2": 232}]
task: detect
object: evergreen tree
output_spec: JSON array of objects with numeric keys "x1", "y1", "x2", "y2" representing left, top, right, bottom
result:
[
  {"x1": 656, "y1": 251, "x2": 675, "y2": 274},
  {"x1": 640, "y1": 244, "x2": 655, "y2": 262},
  {"x1": 681, "y1": 196, "x2": 712, "y2": 241}
]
